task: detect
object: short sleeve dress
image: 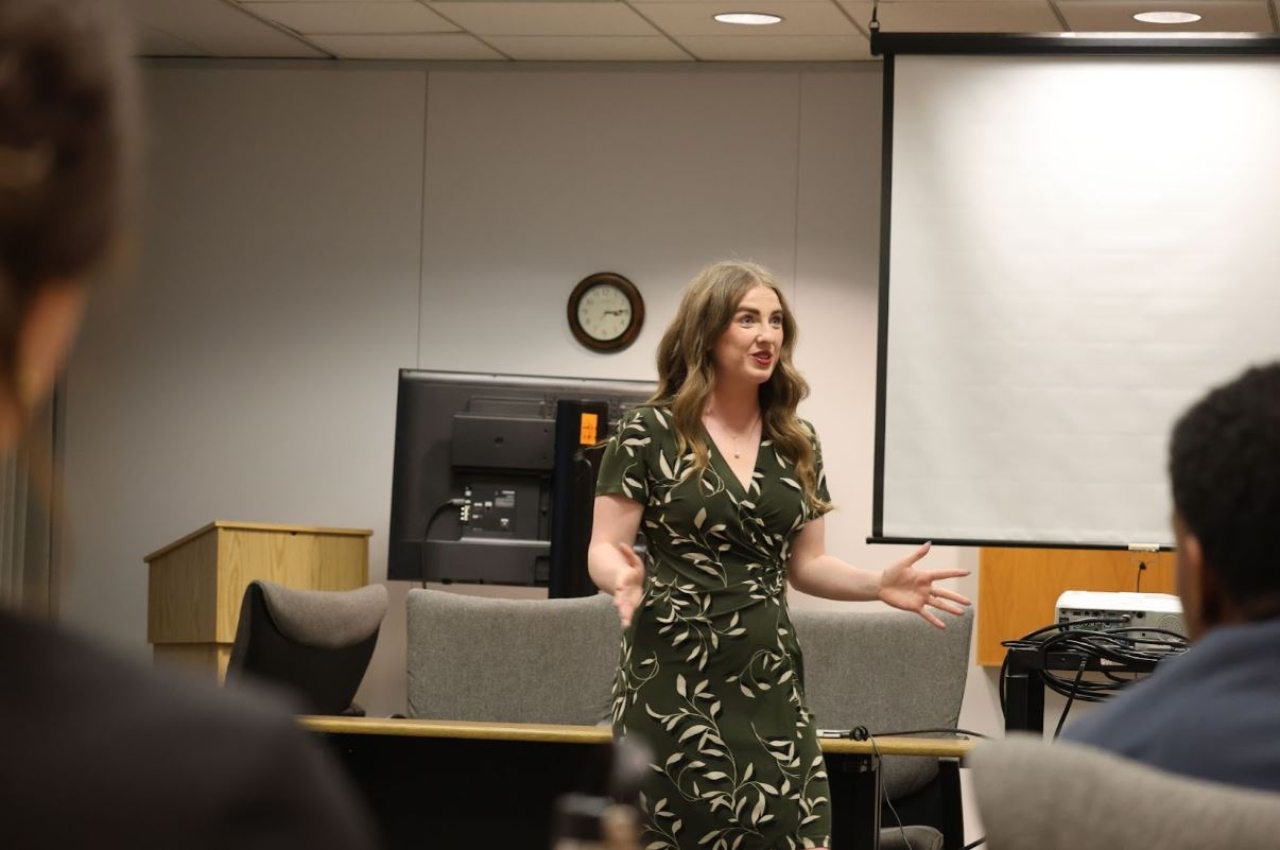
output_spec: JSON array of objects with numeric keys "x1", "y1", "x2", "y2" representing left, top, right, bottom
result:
[{"x1": 596, "y1": 406, "x2": 833, "y2": 850}]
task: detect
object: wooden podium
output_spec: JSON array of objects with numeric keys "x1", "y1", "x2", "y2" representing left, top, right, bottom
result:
[{"x1": 145, "y1": 521, "x2": 372, "y2": 681}]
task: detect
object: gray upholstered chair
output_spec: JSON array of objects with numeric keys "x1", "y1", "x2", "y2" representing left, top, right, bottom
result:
[
  {"x1": 971, "y1": 735, "x2": 1280, "y2": 850},
  {"x1": 792, "y1": 606, "x2": 973, "y2": 850},
  {"x1": 226, "y1": 580, "x2": 388, "y2": 715},
  {"x1": 405, "y1": 589, "x2": 621, "y2": 725}
]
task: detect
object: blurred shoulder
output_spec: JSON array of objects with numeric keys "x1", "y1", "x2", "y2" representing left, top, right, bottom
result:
[{"x1": 0, "y1": 612, "x2": 375, "y2": 849}]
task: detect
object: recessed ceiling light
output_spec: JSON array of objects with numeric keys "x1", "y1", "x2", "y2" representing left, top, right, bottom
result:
[
  {"x1": 714, "y1": 12, "x2": 784, "y2": 26},
  {"x1": 1132, "y1": 11, "x2": 1203, "y2": 24}
]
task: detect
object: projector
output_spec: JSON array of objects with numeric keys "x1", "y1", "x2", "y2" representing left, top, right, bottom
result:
[{"x1": 1055, "y1": 590, "x2": 1187, "y2": 640}]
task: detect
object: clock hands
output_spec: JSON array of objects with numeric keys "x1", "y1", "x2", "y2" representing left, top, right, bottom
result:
[{"x1": 569, "y1": 272, "x2": 644, "y2": 352}]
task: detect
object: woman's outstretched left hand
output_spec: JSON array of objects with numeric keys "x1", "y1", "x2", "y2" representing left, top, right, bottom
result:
[{"x1": 878, "y1": 542, "x2": 972, "y2": 629}]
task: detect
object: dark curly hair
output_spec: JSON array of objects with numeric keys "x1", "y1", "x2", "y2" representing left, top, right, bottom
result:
[
  {"x1": 0, "y1": 0, "x2": 134, "y2": 398},
  {"x1": 1169, "y1": 362, "x2": 1280, "y2": 601}
]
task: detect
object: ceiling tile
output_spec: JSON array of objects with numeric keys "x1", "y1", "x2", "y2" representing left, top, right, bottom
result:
[
  {"x1": 306, "y1": 31, "x2": 506, "y2": 56},
  {"x1": 1058, "y1": 1, "x2": 1274, "y2": 33},
  {"x1": 840, "y1": 1, "x2": 1062, "y2": 33},
  {"x1": 675, "y1": 34, "x2": 871, "y2": 59},
  {"x1": 484, "y1": 34, "x2": 693, "y2": 58},
  {"x1": 634, "y1": 1, "x2": 860, "y2": 37},
  {"x1": 134, "y1": 22, "x2": 210, "y2": 56},
  {"x1": 120, "y1": 0, "x2": 325, "y2": 57},
  {"x1": 428, "y1": 2, "x2": 660, "y2": 35},
  {"x1": 637, "y1": 0, "x2": 836, "y2": 3},
  {"x1": 243, "y1": 2, "x2": 459, "y2": 33}
]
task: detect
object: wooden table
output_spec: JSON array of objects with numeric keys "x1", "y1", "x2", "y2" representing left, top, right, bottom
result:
[{"x1": 302, "y1": 716, "x2": 974, "y2": 850}]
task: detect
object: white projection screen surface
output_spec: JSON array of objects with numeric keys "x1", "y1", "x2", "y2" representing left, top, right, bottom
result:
[{"x1": 877, "y1": 51, "x2": 1280, "y2": 548}]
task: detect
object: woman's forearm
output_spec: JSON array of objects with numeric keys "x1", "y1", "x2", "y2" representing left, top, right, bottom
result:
[{"x1": 787, "y1": 553, "x2": 883, "y2": 601}]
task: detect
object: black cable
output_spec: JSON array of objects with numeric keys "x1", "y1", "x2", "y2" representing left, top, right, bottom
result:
[
  {"x1": 1052, "y1": 656, "x2": 1087, "y2": 740},
  {"x1": 420, "y1": 498, "x2": 467, "y2": 589},
  {"x1": 853, "y1": 729, "x2": 912, "y2": 850},
  {"x1": 999, "y1": 617, "x2": 1126, "y2": 715},
  {"x1": 961, "y1": 838, "x2": 987, "y2": 850},
  {"x1": 1002, "y1": 623, "x2": 1186, "y2": 666},
  {"x1": 998, "y1": 646, "x2": 1009, "y2": 719},
  {"x1": 862, "y1": 727, "x2": 992, "y2": 741},
  {"x1": 999, "y1": 619, "x2": 1190, "y2": 725},
  {"x1": 847, "y1": 726, "x2": 981, "y2": 850},
  {"x1": 1035, "y1": 628, "x2": 1187, "y2": 676}
]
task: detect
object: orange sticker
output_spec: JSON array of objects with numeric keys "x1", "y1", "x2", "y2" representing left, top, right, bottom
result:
[{"x1": 579, "y1": 412, "x2": 599, "y2": 445}]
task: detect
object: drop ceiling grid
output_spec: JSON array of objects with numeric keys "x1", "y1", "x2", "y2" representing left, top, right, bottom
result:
[
  {"x1": 123, "y1": 0, "x2": 326, "y2": 56},
  {"x1": 631, "y1": 2, "x2": 862, "y2": 38},
  {"x1": 482, "y1": 34, "x2": 696, "y2": 59},
  {"x1": 840, "y1": 1, "x2": 1064, "y2": 34},
  {"x1": 240, "y1": 2, "x2": 461, "y2": 35},
  {"x1": 427, "y1": 2, "x2": 665, "y2": 36},
  {"x1": 124, "y1": 0, "x2": 1280, "y2": 61},
  {"x1": 1056, "y1": 1, "x2": 1275, "y2": 33},
  {"x1": 306, "y1": 31, "x2": 508, "y2": 57}
]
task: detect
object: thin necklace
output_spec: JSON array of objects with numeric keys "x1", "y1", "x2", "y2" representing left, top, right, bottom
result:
[{"x1": 709, "y1": 411, "x2": 760, "y2": 459}]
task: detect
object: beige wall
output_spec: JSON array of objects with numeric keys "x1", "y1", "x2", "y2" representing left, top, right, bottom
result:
[{"x1": 60, "y1": 66, "x2": 1028, "y2": 831}]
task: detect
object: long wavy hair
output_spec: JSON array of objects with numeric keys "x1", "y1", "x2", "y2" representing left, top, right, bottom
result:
[{"x1": 648, "y1": 260, "x2": 829, "y2": 512}]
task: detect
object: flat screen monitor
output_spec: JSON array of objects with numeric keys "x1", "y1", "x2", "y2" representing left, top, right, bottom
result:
[{"x1": 387, "y1": 369, "x2": 654, "y2": 593}]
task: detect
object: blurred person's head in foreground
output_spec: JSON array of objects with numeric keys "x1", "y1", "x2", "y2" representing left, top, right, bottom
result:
[
  {"x1": 0, "y1": 0, "x2": 134, "y2": 452},
  {"x1": 1169, "y1": 362, "x2": 1280, "y2": 639}
]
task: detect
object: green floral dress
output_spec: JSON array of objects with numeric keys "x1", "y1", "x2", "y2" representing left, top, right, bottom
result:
[{"x1": 597, "y1": 406, "x2": 833, "y2": 850}]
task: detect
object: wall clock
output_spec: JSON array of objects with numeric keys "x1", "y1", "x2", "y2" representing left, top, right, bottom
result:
[{"x1": 567, "y1": 272, "x2": 644, "y2": 353}]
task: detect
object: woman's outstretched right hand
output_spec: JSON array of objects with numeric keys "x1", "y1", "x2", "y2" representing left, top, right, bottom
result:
[{"x1": 613, "y1": 542, "x2": 645, "y2": 628}]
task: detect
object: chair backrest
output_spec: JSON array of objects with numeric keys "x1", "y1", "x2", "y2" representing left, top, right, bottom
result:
[
  {"x1": 226, "y1": 580, "x2": 387, "y2": 715},
  {"x1": 971, "y1": 735, "x2": 1280, "y2": 850},
  {"x1": 405, "y1": 589, "x2": 621, "y2": 725},
  {"x1": 791, "y1": 606, "x2": 973, "y2": 799}
]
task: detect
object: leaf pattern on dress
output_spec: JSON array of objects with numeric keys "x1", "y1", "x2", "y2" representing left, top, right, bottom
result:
[{"x1": 600, "y1": 407, "x2": 834, "y2": 849}]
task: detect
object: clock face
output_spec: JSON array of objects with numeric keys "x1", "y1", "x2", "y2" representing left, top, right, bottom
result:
[
  {"x1": 577, "y1": 283, "x2": 632, "y2": 342},
  {"x1": 567, "y1": 272, "x2": 644, "y2": 353}
]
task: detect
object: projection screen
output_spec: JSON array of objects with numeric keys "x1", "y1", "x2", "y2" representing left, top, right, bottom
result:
[{"x1": 875, "y1": 41, "x2": 1280, "y2": 548}]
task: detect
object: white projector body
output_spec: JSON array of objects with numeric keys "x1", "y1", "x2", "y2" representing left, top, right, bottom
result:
[{"x1": 1055, "y1": 590, "x2": 1187, "y2": 640}]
